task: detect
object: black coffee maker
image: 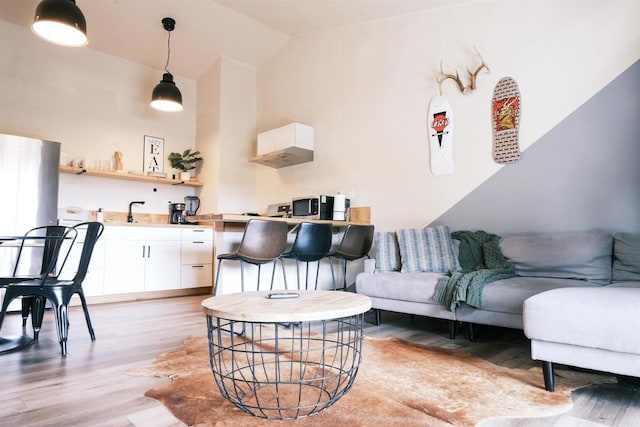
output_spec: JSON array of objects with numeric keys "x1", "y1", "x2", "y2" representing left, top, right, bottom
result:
[{"x1": 169, "y1": 202, "x2": 186, "y2": 224}]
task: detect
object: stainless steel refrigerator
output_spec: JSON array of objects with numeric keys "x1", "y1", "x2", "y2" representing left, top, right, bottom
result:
[{"x1": 0, "y1": 133, "x2": 60, "y2": 276}]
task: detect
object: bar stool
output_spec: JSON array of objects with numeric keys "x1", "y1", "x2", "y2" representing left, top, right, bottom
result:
[
  {"x1": 280, "y1": 222, "x2": 333, "y2": 290},
  {"x1": 214, "y1": 219, "x2": 289, "y2": 295},
  {"x1": 328, "y1": 224, "x2": 374, "y2": 291}
]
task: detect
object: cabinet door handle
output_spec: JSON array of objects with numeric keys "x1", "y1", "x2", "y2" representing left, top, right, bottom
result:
[
  {"x1": 142, "y1": 245, "x2": 146, "y2": 258},
  {"x1": 193, "y1": 229, "x2": 205, "y2": 233},
  {"x1": 147, "y1": 246, "x2": 151, "y2": 257},
  {"x1": 192, "y1": 265, "x2": 204, "y2": 268},
  {"x1": 192, "y1": 241, "x2": 205, "y2": 244}
]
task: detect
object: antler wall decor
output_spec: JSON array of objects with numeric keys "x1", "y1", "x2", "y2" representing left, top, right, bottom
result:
[{"x1": 437, "y1": 47, "x2": 490, "y2": 95}]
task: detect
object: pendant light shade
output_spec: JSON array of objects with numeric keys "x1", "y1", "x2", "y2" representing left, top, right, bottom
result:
[
  {"x1": 151, "y1": 73, "x2": 183, "y2": 112},
  {"x1": 32, "y1": 0, "x2": 88, "y2": 47},
  {"x1": 151, "y1": 18, "x2": 183, "y2": 112}
]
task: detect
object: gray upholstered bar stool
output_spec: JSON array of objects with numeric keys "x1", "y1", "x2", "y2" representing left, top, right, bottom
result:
[
  {"x1": 280, "y1": 222, "x2": 333, "y2": 290},
  {"x1": 214, "y1": 219, "x2": 289, "y2": 295},
  {"x1": 328, "y1": 224, "x2": 375, "y2": 291}
]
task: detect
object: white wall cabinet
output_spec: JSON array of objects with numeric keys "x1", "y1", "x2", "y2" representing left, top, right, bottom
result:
[
  {"x1": 103, "y1": 226, "x2": 182, "y2": 294},
  {"x1": 180, "y1": 228, "x2": 213, "y2": 289},
  {"x1": 250, "y1": 123, "x2": 314, "y2": 168}
]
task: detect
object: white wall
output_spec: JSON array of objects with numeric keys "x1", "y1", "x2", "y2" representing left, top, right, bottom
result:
[
  {"x1": 2, "y1": 2, "x2": 639, "y2": 223},
  {"x1": 255, "y1": 1, "x2": 640, "y2": 231},
  {"x1": 218, "y1": 57, "x2": 258, "y2": 213},
  {"x1": 196, "y1": 57, "x2": 257, "y2": 214},
  {"x1": 196, "y1": 59, "x2": 222, "y2": 214},
  {"x1": 0, "y1": 20, "x2": 198, "y2": 215}
]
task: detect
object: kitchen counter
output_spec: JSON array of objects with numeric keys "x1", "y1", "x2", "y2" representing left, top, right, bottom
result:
[
  {"x1": 101, "y1": 221, "x2": 211, "y2": 229},
  {"x1": 190, "y1": 207, "x2": 370, "y2": 231},
  {"x1": 192, "y1": 209, "x2": 371, "y2": 295},
  {"x1": 75, "y1": 210, "x2": 214, "y2": 228}
]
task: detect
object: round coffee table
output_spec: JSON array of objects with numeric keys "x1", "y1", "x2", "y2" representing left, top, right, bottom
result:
[{"x1": 201, "y1": 290, "x2": 371, "y2": 420}]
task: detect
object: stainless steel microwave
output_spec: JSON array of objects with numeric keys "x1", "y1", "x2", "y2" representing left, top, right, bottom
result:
[{"x1": 291, "y1": 195, "x2": 334, "y2": 220}]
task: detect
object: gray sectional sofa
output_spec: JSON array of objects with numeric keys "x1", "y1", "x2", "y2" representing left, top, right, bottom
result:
[
  {"x1": 355, "y1": 228, "x2": 639, "y2": 334},
  {"x1": 355, "y1": 227, "x2": 640, "y2": 389}
]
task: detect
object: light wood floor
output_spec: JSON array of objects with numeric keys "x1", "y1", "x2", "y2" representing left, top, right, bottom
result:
[{"x1": 0, "y1": 295, "x2": 637, "y2": 426}]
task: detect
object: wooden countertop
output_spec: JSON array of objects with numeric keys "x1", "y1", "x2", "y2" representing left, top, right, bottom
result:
[
  {"x1": 190, "y1": 206, "x2": 371, "y2": 227},
  {"x1": 101, "y1": 221, "x2": 212, "y2": 229}
]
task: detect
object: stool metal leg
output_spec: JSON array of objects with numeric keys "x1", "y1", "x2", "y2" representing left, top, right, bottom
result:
[
  {"x1": 280, "y1": 259, "x2": 288, "y2": 290},
  {"x1": 214, "y1": 259, "x2": 224, "y2": 296},
  {"x1": 341, "y1": 259, "x2": 348, "y2": 291},
  {"x1": 329, "y1": 257, "x2": 336, "y2": 290},
  {"x1": 240, "y1": 261, "x2": 246, "y2": 292},
  {"x1": 269, "y1": 259, "x2": 288, "y2": 290},
  {"x1": 269, "y1": 262, "x2": 276, "y2": 290},
  {"x1": 314, "y1": 261, "x2": 321, "y2": 290}
]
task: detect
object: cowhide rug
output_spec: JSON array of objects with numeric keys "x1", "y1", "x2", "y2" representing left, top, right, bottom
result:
[{"x1": 129, "y1": 335, "x2": 612, "y2": 426}]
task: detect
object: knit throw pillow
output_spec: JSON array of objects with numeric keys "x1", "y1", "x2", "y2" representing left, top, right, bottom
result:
[
  {"x1": 397, "y1": 225, "x2": 460, "y2": 273},
  {"x1": 374, "y1": 232, "x2": 401, "y2": 272}
]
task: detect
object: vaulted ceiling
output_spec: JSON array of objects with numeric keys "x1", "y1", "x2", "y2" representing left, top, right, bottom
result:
[{"x1": 0, "y1": 0, "x2": 475, "y2": 79}]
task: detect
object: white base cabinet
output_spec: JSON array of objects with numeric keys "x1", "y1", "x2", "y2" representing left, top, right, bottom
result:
[
  {"x1": 103, "y1": 226, "x2": 183, "y2": 295},
  {"x1": 180, "y1": 228, "x2": 213, "y2": 288}
]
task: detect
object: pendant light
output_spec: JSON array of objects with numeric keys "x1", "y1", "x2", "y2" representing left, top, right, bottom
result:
[
  {"x1": 150, "y1": 17, "x2": 183, "y2": 112},
  {"x1": 32, "y1": 0, "x2": 88, "y2": 47}
]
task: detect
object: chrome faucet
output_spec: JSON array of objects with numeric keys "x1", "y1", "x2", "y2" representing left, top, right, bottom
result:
[{"x1": 127, "y1": 201, "x2": 146, "y2": 223}]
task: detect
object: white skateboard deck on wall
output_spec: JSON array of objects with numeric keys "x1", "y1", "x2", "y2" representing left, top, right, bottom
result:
[
  {"x1": 428, "y1": 95, "x2": 454, "y2": 175},
  {"x1": 492, "y1": 77, "x2": 522, "y2": 164}
]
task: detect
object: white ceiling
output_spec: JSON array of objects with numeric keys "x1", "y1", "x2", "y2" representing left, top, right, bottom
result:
[{"x1": 0, "y1": 0, "x2": 474, "y2": 79}]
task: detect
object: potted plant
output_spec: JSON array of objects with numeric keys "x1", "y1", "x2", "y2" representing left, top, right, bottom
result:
[{"x1": 168, "y1": 149, "x2": 203, "y2": 181}]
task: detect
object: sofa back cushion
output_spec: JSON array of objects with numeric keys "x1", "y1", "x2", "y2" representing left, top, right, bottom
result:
[
  {"x1": 499, "y1": 232, "x2": 613, "y2": 284},
  {"x1": 396, "y1": 225, "x2": 460, "y2": 273},
  {"x1": 374, "y1": 231, "x2": 401, "y2": 272},
  {"x1": 612, "y1": 233, "x2": 640, "y2": 281}
]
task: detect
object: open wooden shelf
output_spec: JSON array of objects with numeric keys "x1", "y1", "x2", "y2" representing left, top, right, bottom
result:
[{"x1": 59, "y1": 165, "x2": 204, "y2": 187}]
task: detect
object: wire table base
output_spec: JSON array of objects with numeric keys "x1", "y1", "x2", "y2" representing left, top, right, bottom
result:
[{"x1": 206, "y1": 314, "x2": 365, "y2": 420}]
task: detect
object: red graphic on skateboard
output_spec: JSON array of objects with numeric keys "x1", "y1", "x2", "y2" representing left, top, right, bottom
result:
[
  {"x1": 493, "y1": 96, "x2": 520, "y2": 131},
  {"x1": 431, "y1": 112, "x2": 449, "y2": 147}
]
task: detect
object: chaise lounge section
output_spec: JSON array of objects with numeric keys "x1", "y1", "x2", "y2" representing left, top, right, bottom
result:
[
  {"x1": 523, "y1": 284, "x2": 640, "y2": 391},
  {"x1": 522, "y1": 232, "x2": 640, "y2": 390}
]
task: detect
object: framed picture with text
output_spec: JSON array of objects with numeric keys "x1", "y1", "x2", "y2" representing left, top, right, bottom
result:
[{"x1": 143, "y1": 135, "x2": 164, "y2": 173}]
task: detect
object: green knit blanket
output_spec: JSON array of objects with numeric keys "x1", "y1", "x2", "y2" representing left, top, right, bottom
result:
[{"x1": 434, "y1": 230, "x2": 515, "y2": 311}]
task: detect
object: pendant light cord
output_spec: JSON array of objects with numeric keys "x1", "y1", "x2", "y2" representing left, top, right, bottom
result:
[{"x1": 164, "y1": 30, "x2": 171, "y2": 74}]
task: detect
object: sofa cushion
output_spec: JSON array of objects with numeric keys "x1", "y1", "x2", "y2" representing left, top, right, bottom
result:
[
  {"x1": 524, "y1": 287, "x2": 640, "y2": 355},
  {"x1": 612, "y1": 233, "x2": 640, "y2": 281},
  {"x1": 499, "y1": 232, "x2": 613, "y2": 284},
  {"x1": 396, "y1": 225, "x2": 460, "y2": 273},
  {"x1": 355, "y1": 271, "x2": 445, "y2": 304},
  {"x1": 374, "y1": 231, "x2": 401, "y2": 272},
  {"x1": 477, "y1": 276, "x2": 602, "y2": 314}
]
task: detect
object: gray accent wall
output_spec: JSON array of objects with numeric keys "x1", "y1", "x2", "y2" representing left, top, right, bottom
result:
[{"x1": 432, "y1": 60, "x2": 640, "y2": 235}]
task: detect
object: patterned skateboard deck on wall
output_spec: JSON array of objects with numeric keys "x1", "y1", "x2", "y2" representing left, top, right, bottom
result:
[
  {"x1": 492, "y1": 77, "x2": 521, "y2": 164},
  {"x1": 428, "y1": 95, "x2": 455, "y2": 175}
]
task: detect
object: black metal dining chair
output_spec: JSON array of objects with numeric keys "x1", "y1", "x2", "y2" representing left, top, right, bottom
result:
[
  {"x1": 328, "y1": 224, "x2": 375, "y2": 291},
  {"x1": 213, "y1": 219, "x2": 289, "y2": 295},
  {"x1": 0, "y1": 222, "x2": 104, "y2": 356},
  {"x1": 0, "y1": 225, "x2": 77, "y2": 333},
  {"x1": 280, "y1": 222, "x2": 333, "y2": 290}
]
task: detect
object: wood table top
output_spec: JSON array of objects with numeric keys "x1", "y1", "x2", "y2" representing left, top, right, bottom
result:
[{"x1": 201, "y1": 290, "x2": 372, "y2": 323}]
